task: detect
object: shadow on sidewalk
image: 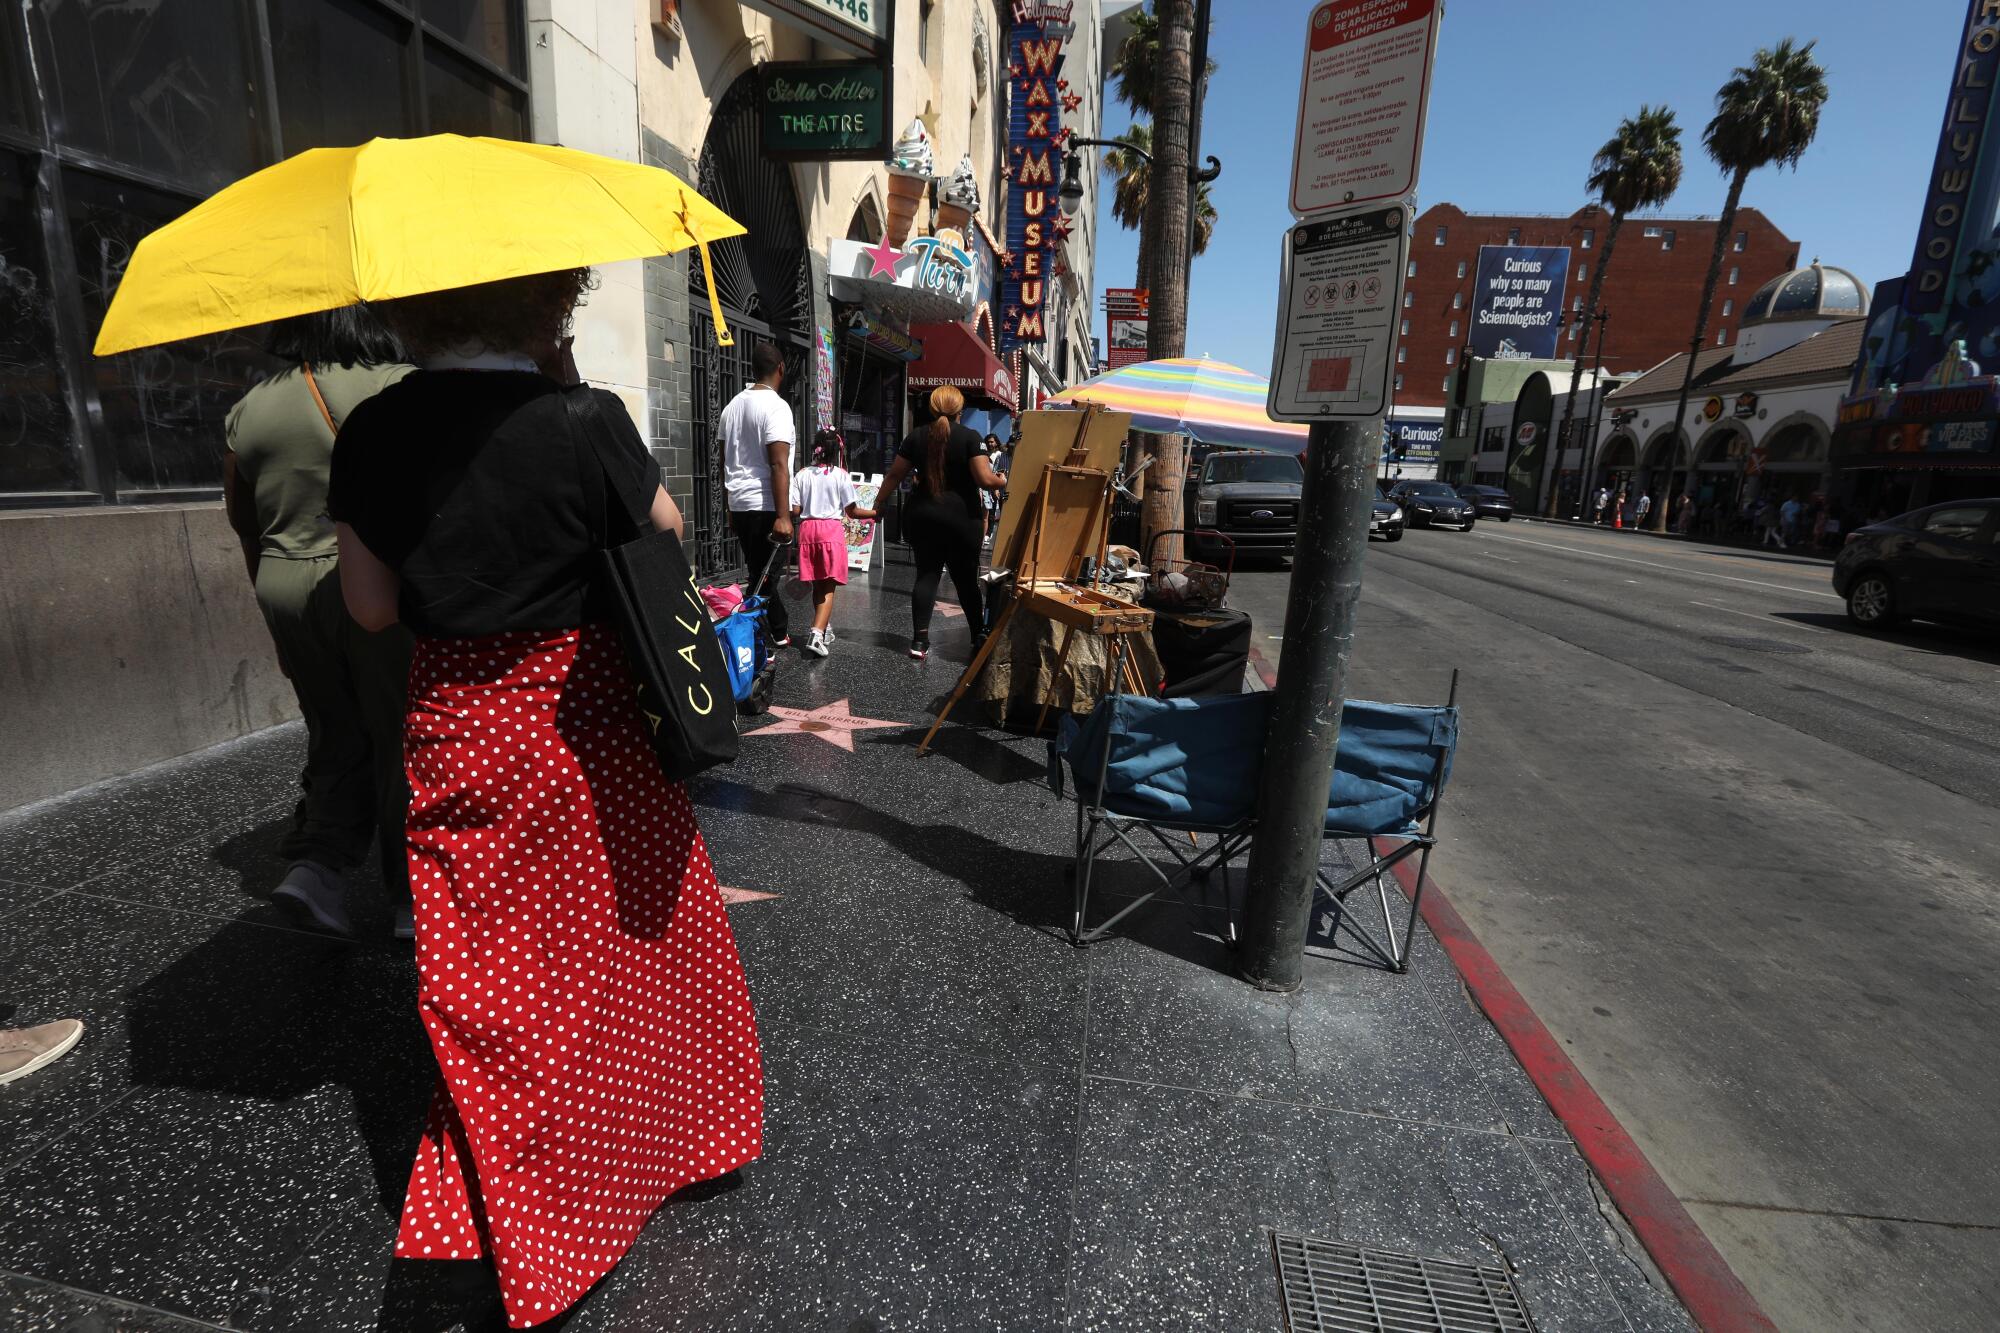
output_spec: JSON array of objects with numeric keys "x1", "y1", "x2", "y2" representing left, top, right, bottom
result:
[
  {"x1": 123, "y1": 902, "x2": 434, "y2": 1221},
  {"x1": 695, "y1": 775, "x2": 1221, "y2": 975}
]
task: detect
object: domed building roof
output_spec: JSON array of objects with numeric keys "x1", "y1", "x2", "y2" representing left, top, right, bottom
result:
[{"x1": 1741, "y1": 262, "x2": 1869, "y2": 325}]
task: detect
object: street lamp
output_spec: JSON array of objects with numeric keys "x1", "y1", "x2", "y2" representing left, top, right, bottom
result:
[
  {"x1": 1060, "y1": 137, "x2": 1141, "y2": 217},
  {"x1": 1059, "y1": 137, "x2": 1220, "y2": 219}
]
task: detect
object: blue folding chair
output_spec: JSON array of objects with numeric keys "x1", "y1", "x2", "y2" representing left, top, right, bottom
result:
[
  {"x1": 1049, "y1": 676, "x2": 1459, "y2": 970},
  {"x1": 1305, "y1": 689, "x2": 1458, "y2": 972},
  {"x1": 1050, "y1": 692, "x2": 1267, "y2": 946}
]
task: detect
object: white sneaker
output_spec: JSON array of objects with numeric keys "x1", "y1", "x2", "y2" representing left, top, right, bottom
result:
[
  {"x1": 273, "y1": 860, "x2": 353, "y2": 937},
  {"x1": 0, "y1": 1019, "x2": 85, "y2": 1084},
  {"x1": 823, "y1": 628, "x2": 837, "y2": 646},
  {"x1": 805, "y1": 629, "x2": 830, "y2": 658}
]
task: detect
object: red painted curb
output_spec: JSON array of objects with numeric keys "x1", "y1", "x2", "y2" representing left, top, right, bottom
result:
[{"x1": 1373, "y1": 841, "x2": 1777, "y2": 1333}]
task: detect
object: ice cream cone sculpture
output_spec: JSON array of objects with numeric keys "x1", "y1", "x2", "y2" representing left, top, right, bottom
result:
[
  {"x1": 884, "y1": 118, "x2": 935, "y2": 245},
  {"x1": 938, "y1": 154, "x2": 981, "y2": 232}
]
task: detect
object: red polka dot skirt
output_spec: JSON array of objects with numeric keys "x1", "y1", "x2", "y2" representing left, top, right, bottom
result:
[{"x1": 395, "y1": 625, "x2": 763, "y2": 1327}]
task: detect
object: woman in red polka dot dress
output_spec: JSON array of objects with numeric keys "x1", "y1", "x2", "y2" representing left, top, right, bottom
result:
[{"x1": 327, "y1": 269, "x2": 763, "y2": 1327}]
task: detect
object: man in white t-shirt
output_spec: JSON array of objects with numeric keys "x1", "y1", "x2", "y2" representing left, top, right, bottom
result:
[{"x1": 720, "y1": 342, "x2": 798, "y2": 645}]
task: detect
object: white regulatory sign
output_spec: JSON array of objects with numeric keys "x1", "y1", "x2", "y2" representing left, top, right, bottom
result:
[
  {"x1": 1289, "y1": 0, "x2": 1440, "y2": 217},
  {"x1": 1267, "y1": 204, "x2": 1409, "y2": 422}
]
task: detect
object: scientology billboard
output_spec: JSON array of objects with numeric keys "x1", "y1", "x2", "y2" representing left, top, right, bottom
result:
[{"x1": 1469, "y1": 245, "x2": 1571, "y2": 360}]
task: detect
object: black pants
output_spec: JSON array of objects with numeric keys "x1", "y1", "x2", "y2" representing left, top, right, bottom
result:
[
  {"x1": 905, "y1": 505, "x2": 983, "y2": 640},
  {"x1": 729, "y1": 509, "x2": 791, "y2": 643}
]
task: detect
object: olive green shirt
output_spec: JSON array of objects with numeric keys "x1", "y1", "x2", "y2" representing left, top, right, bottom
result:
[{"x1": 226, "y1": 362, "x2": 412, "y2": 559}]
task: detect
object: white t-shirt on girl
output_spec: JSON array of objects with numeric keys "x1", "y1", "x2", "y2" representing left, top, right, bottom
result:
[{"x1": 790, "y1": 465, "x2": 858, "y2": 520}]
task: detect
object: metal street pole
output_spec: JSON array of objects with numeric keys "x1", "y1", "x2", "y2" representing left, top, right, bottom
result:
[
  {"x1": 1576, "y1": 309, "x2": 1611, "y2": 516},
  {"x1": 1535, "y1": 315, "x2": 1583, "y2": 517},
  {"x1": 1183, "y1": 0, "x2": 1220, "y2": 294},
  {"x1": 1240, "y1": 417, "x2": 1381, "y2": 992}
]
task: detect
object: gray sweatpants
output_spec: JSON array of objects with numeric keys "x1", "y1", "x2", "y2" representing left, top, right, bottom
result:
[{"x1": 255, "y1": 555, "x2": 412, "y2": 899}]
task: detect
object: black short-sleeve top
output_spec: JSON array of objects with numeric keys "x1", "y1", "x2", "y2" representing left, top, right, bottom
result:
[
  {"x1": 327, "y1": 369, "x2": 657, "y2": 638},
  {"x1": 896, "y1": 421, "x2": 985, "y2": 523}
]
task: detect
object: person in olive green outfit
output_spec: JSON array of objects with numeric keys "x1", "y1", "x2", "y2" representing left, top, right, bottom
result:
[{"x1": 224, "y1": 309, "x2": 413, "y2": 938}]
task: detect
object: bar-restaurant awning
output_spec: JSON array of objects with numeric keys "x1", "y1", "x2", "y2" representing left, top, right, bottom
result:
[{"x1": 908, "y1": 320, "x2": 1018, "y2": 412}]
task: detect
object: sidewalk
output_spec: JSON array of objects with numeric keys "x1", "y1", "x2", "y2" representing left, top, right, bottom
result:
[
  {"x1": 1515, "y1": 511, "x2": 1839, "y2": 562},
  {"x1": 0, "y1": 554, "x2": 1694, "y2": 1332}
]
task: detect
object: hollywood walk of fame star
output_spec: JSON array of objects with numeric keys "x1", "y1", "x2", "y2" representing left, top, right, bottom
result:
[
  {"x1": 932, "y1": 602, "x2": 965, "y2": 619},
  {"x1": 743, "y1": 698, "x2": 901, "y2": 752},
  {"x1": 720, "y1": 886, "x2": 781, "y2": 906},
  {"x1": 863, "y1": 233, "x2": 904, "y2": 279}
]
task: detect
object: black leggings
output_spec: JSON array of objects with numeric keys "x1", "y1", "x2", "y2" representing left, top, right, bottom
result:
[{"x1": 905, "y1": 507, "x2": 983, "y2": 638}]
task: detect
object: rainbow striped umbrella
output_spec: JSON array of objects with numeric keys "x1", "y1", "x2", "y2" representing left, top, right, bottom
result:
[{"x1": 1052, "y1": 357, "x2": 1309, "y2": 453}]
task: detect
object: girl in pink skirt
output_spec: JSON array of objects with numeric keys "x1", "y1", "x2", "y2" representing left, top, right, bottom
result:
[{"x1": 791, "y1": 429, "x2": 868, "y2": 658}]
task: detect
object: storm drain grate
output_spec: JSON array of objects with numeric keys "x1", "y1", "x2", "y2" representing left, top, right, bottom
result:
[
  {"x1": 1704, "y1": 634, "x2": 1812, "y2": 655},
  {"x1": 1271, "y1": 1232, "x2": 1537, "y2": 1333}
]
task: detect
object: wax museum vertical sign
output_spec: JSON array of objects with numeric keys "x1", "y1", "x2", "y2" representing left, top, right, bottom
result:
[{"x1": 1000, "y1": 2, "x2": 1075, "y2": 353}]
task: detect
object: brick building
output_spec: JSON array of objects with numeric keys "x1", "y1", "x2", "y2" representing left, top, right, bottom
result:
[{"x1": 1398, "y1": 203, "x2": 1801, "y2": 409}]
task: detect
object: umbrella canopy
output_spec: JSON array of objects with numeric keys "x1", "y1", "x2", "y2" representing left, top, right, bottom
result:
[
  {"x1": 93, "y1": 135, "x2": 745, "y2": 355},
  {"x1": 1052, "y1": 357, "x2": 1310, "y2": 453}
]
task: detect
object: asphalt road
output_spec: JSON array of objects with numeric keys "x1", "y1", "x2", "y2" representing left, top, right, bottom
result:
[{"x1": 1232, "y1": 520, "x2": 2000, "y2": 1332}]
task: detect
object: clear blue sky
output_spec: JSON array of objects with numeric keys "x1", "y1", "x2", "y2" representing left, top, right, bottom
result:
[{"x1": 1092, "y1": 1, "x2": 1967, "y2": 374}]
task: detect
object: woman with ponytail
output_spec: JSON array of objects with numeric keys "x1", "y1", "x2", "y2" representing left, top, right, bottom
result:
[{"x1": 872, "y1": 386, "x2": 1004, "y2": 660}]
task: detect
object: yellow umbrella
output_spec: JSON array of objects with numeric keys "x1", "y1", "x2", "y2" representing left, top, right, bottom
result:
[{"x1": 93, "y1": 134, "x2": 745, "y2": 355}]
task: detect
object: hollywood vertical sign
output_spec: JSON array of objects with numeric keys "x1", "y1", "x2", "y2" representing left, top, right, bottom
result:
[
  {"x1": 1905, "y1": 0, "x2": 2000, "y2": 314},
  {"x1": 1001, "y1": 0, "x2": 1075, "y2": 351}
]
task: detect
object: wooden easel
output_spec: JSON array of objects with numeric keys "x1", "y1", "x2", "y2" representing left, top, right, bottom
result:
[{"x1": 917, "y1": 407, "x2": 1155, "y2": 756}]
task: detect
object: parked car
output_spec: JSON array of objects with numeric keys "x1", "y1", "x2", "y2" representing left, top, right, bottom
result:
[
  {"x1": 1457, "y1": 485, "x2": 1514, "y2": 521},
  {"x1": 1188, "y1": 450, "x2": 1304, "y2": 561},
  {"x1": 1386, "y1": 479, "x2": 1477, "y2": 530},
  {"x1": 1370, "y1": 497, "x2": 1405, "y2": 542},
  {"x1": 1833, "y1": 499, "x2": 2000, "y2": 629}
]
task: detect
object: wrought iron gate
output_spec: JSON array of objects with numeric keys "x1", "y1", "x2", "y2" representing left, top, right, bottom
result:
[{"x1": 686, "y1": 74, "x2": 813, "y2": 577}]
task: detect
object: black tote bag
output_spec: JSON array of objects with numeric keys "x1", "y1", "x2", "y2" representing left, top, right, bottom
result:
[{"x1": 564, "y1": 385, "x2": 740, "y2": 780}]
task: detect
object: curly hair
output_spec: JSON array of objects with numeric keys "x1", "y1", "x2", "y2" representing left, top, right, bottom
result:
[{"x1": 374, "y1": 268, "x2": 597, "y2": 358}]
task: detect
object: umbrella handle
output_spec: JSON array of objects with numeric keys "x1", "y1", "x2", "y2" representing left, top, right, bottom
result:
[{"x1": 682, "y1": 199, "x2": 734, "y2": 348}]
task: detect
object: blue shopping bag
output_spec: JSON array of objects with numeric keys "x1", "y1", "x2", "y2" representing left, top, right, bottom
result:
[{"x1": 714, "y1": 595, "x2": 773, "y2": 711}]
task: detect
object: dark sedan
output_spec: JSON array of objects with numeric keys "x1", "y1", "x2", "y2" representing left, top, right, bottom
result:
[
  {"x1": 1387, "y1": 479, "x2": 1476, "y2": 530},
  {"x1": 1457, "y1": 485, "x2": 1514, "y2": 521},
  {"x1": 1833, "y1": 499, "x2": 2000, "y2": 629},
  {"x1": 1369, "y1": 498, "x2": 1405, "y2": 542}
]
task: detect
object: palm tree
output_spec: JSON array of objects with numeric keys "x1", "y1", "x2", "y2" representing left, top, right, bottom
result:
[
  {"x1": 1100, "y1": 122, "x2": 1217, "y2": 287},
  {"x1": 1550, "y1": 105, "x2": 1683, "y2": 514},
  {"x1": 1111, "y1": 6, "x2": 1161, "y2": 115},
  {"x1": 1663, "y1": 37, "x2": 1829, "y2": 527}
]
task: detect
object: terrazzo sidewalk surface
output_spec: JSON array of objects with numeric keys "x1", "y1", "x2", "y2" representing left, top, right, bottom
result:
[{"x1": 0, "y1": 555, "x2": 1692, "y2": 1332}]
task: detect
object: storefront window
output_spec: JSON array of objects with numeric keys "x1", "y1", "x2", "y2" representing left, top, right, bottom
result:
[
  {"x1": 0, "y1": 156, "x2": 79, "y2": 494},
  {"x1": 0, "y1": 9, "x2": 29, "y2": 132},
  {"x1": 270, "y1": 0, "x2": 415, "y2": 149},
  {"x1": 65, "y1": 170, "x2": 271, "y2": 494},
  {"x1": 425, "y1": 39, "x2": 527, "y2": 139},
  {"x1": 422, "y1": 0, "x2": 525, "y2": 75},
  {"x1": 3, "y1": 0, "x2": 527, "y2": 507},
  {"x1": 39, "y1": 0, "x2": 261, "y2": 193}
]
